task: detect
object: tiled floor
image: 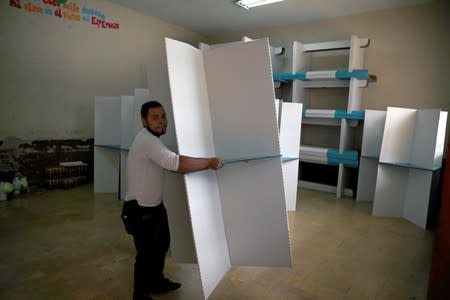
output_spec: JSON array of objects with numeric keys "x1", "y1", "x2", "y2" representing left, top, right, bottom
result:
[{"x1": 0, "y1": 185, "x2": 433, "y2": 299}]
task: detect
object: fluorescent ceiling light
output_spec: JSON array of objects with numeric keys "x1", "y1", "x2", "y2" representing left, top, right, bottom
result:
[{"x1": 235, "y1": 0, "x2": 285, "y2": 10}]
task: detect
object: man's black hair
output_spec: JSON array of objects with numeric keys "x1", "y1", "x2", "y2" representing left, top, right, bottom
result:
[{"x1": 140, "y1": 101, "x2": 163, "y2": 119}]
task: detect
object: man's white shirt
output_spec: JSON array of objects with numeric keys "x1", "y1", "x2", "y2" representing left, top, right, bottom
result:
[{"x1": 125, "y1": 128, "x2": 179, "y2": 207}]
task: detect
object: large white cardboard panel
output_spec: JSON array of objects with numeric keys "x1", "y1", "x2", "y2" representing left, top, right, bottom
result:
[
  {"x1": 94, "y1": 96, "x2": 121, "y2": 146},
  {"x1": 372, "y1": 164, "x2": 408, "y2": 217},
  {"x1": 275, "y1": 99, "x2": 281, "y2": 129},
  {"x1": 217, "y1": 158, "x2": 291, "y2": 267},
  {"x1": 204, "y1": 39, "x2": 280, "y2": 159},
  {"x1": 120, "y1": 151, "x2": 128, "y2": 200},
  {"x1": 280, "y1": 102, "x2": 302, "y2": 211},
  {"x1": 132, "y1": 89, "x2": 150, "y2": 136},
  {"x1": 280, "y1": 102, "x2": 303, "y2": 158},
  {"x1": 434, "y1": 111, "x2": 448, "y2": 167},
  {"x1": 166, "y1": 39, "x2": 215, "y2": 157},
  {"x1": 379, "y1": 107, "x2": 416, "y2": 165},
  {"x1": 162, "y1": 173, "x2": 197, "y2": 263},
  {"x1": 184, "y1": 171, "x2": 230, "y2": 299},
  {"x1": 121, "y1": 96, "x2": 134, "y2": 150},
  {"x1": 411, "y1": 109, "x2": 441, "y2": 169},
  {"x1": 404, "y1": 169, "x2": 433, "y2": 228},
  {"x1": 165, "y1": 38, "x2": 230, "y2": 299},
  {"x1": 94, "y1": 147, "x2": 120, "y2": 193},
  {"x1": 146, "y1": 48, "x2": 199, "y2": 263},
  {"x1": 356, "y1": 157, "x2": 378, "y2": 202},
  {"x1": 361, "y1": 110, "x2": 386, "y2": 158},
  {"x1": 282, "y1": 160, "x2": 300, "y2": 211}
]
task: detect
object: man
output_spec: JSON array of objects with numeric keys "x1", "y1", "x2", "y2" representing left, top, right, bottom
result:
[{"x1": 121, "y1": 101, "x2": 224, "y2": 300}]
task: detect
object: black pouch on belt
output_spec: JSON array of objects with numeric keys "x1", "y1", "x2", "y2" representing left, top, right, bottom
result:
[{"x1": 121, "y1": 200, "x2": 140, "y2": 235}]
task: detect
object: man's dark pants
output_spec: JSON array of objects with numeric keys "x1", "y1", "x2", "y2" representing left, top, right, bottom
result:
[{"x1": 122, "y1": 200, "x2": 170, "y2": 299}]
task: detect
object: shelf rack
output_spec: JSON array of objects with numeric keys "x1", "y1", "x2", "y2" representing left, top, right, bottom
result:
[{"x1": 288, "y1": 35, "x2": 373, "y2": 198}]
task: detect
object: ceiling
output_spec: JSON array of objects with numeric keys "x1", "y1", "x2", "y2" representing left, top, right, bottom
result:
[{"x1": 108, "y1": 0, "x2": 431, "y2": 35}]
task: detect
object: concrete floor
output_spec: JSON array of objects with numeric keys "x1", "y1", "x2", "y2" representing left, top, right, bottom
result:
[{"x1": 0, "y1": 185, "x2": 432, "y2": 300}]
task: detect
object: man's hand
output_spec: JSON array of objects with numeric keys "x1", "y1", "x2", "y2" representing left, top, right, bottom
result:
[
  {"x1": 178, "y1": 156, "x2": 224, "y2": 173},
  {"x1": 208, "y1": 158, "x2": 224, "y2": 170}
]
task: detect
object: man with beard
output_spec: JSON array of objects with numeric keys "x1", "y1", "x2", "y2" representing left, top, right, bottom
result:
[{"x1": 122, "y1": 101, "x2": 224, "y2": 300}]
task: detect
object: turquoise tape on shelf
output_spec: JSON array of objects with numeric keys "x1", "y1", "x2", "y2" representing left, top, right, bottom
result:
[
  {"x1": 273, "y1": 72, "x2": 307, "y2": 81},
  {"x1": 334, "y1": 110, "x2": 365, "y2": 120},
  {"x1": 335, "y1": 70, "x2": 351, "y2": 79},
  {"x1": 328, "y1": 159, "x2": 359, "y2": 168},
  {"x1": 327, "y1": 148, "x2": 359, "y2": 161},
  {"x1": 336, "y1": 69, "x2": 369, "y2": 80},
  {"x1": 273, "y1": 72, "x2": 294, "y2": 81},
  {"x1": 302, "y1": 109, "x2": 307, "y2": 117},
  {"x1": 273, "y1": 69, "x2": 369, "y2": 81},
  {"x1": 351, "y1": 69, "x2": 369, "y2": 80}
]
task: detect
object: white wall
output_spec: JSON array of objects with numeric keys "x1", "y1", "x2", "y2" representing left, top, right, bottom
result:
[{"x1": 0, "y1": 0, "x2": 206, "y2": 140}]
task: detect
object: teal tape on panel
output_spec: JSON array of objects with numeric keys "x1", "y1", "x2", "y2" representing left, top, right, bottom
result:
[
  {"x1": 95, "y1": 144, "x2": 122, "y2": 150},
  {"x1": 381, "y1": 162, "x2": 442, "y2": 171},
  {"x1": 223, "y1": 155, "x2": 281, "y2": 164},
  {"x1": 302, "y1": 109, "x2": 307, "y2": 117},
  {"x1": 282, "y1": 157, "x2": 298, "y2": 162}
]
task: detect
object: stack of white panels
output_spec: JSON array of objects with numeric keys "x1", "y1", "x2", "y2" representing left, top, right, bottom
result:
[
  {"x1": 279, "y1": 102, "x2": 303, "y2": 212},
  {"x1": 356, "y1": 110, "x2": 386, "y2": 202},
  {"x1": 119, "y1": 96, "x2": 134, "y2": 200},
  {"x1": 94, "y1": 96, "x2": 121, "y2": 193},
  {"x1": 166, "y1": 38, "x2": 291, "y2": 299},
  {"x1": 372, "y1": 107, "x2": 447, "y2": 228}
]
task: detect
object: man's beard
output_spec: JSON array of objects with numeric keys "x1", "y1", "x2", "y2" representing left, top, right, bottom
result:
[{"x1": 146, "y1": 126, "x2": 166, "y2": 137}]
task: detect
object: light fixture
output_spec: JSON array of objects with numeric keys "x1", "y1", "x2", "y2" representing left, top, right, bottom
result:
[{"x1": 234, "y1": 0, "x2": 285, "y2": 10}]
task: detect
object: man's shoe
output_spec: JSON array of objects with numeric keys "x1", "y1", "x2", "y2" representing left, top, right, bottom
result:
[{"x1": 149, "y1": 278, "x2": 181, "y2": 294}]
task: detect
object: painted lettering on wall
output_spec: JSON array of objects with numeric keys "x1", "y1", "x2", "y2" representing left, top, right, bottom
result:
[{"x1": 9, "y1": 0, "x2": 120, "y2": 30}]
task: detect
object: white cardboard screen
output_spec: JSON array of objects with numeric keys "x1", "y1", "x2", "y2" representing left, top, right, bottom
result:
[
  {"x1": 280, "y1": 102, "x2": 303, "y2": 157},
  {"x1": 120, "y1": 96, "x2": 134, "y2": 149},
  {"x1": 379, "y1": 107, "x2": 416, "y2": 165},
  {"x1": 166, "y1": 37, "x2": 291, "y2": 298},
  {"x1": 94, "y1": 96, "x2": 121, "y2": 146},
  {"x1": 165, "y1": 38, "x2": 230, "y2": 299},
  {"x1": 217, "y1": 158, "x2": 291, "y2": 266},
  {"x1": 132, "y1": 89, "x2": 150, "y2": 136},
  {"x1": 356, "y1": 157, "x2": 378, "y2": 202},
  {"x1": 410, "y1": 109, "x2": 441, "y2": 169},
  {"x1": 404, "y1": 169, "x2": 433, "y2": 228},
  {"x1": 280, "y1": 102, "x2": 302, "y2": 211},
  {"x1": 434, "y1": 111, "x2": 448, "y2": 167},
  {"x1": 282, "y1": 160, "x2": 300, "y2": 211},
  {"x1": 204, "y1": 39, "x2": 281, "y2": 159},
  {"x1": 94, "y1": 147, "x2": 120, "y2": 193},
  {"x1": 120, "y1": 151, "x2": 127, "y2": 200},
  {"x1": 361, "y1": 110, "x2": 386, "y2": 158},
  {"x1": 372, "y1": 164, "x2": 408, "y2": 217}
]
